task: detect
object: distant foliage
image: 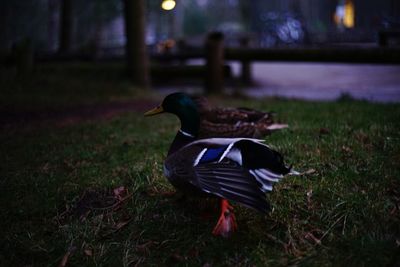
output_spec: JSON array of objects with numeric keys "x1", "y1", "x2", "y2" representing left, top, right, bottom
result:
[{"x1": 0, "y1": 1, "x2": 47, "y2": 51}]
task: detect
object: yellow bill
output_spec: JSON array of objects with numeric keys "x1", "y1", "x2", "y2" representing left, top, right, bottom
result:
[{"x1": 144, "y1": 105, "x2": 164, "y2": 116}]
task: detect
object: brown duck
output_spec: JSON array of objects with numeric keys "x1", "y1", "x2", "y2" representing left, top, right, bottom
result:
[{"x1": 192, "y1": 96, "x2": 288, "y2": 138}]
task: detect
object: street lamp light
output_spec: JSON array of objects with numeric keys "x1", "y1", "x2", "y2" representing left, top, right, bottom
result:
[{"x1": 161, "y1": 0, "x2": 176, "y2": 11}]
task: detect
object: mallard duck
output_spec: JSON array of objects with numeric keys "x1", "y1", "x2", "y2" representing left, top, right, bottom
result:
[
  {"x1": 192, "y1": 96, "x2": 288, "y2": 138},
  {"x1": 145, "y1": 92, "x2": 295, "y2": 237}
]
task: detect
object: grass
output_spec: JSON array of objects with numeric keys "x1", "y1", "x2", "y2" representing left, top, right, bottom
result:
[{"x1": 1, "y1": 62, "x2": 400, "y2": 266}]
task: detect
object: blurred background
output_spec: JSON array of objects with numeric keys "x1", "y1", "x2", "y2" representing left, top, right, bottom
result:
[
  {"x1": 2, "y1": 0, "x2": 400, "y2": 52},
  {"x1": 1, "y1": 0, "x2": 400, "y2": 101}
]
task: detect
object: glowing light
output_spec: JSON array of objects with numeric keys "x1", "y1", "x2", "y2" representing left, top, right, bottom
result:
[
  {"x1": 343, "y1": 1, "x2": 355, "y2": 28},
  {"x1": 334, "y1": 0, "x2": 355, "y2": 28},
  {"x1": 334, "y1": 6, "x2": 344, "y2": 26},
  {"x1": 161, "y1": 0, "x2": 176, "y2": 11}
]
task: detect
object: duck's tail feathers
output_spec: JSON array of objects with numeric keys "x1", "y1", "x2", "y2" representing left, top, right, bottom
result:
[
  {"x1": 266, "y1": 123, "x2": 289, "y2": 130},
  {"x1": 288, "y1": 168, "x2": 315, "y2": 176},
  {"x1": 289, "y1": 169, "x2": 301, "y2": 175},
  {"x1": 249, "y1": 168, "x2": 282, "y2": 193}
]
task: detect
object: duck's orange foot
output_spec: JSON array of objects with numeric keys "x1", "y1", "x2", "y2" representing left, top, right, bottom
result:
[{"x1": 212, "y1": 199, "x2": 237, "y2": 238}]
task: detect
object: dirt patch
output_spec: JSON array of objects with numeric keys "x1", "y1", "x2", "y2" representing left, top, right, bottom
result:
[{"x1": 0, "y1": 99, "x2": 158, "y2": 130}]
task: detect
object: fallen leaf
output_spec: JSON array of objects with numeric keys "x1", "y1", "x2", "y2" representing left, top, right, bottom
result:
[
  {"x1": 41, "y1": 162, "x2": 50, "y2": 173},
  {"x1": 390, "y1": 206, "x2": 398, "y2": 215},
  {"x1": 188, "y1": 247, "x2": 199, "y2": 258},
  {"x1": 307, "y1": 189, "x2": 313, "y2": 204},
  {"x1": 304, "y1": 168, "x2": 316, "y2": 175},
  {"x1": 114, "y1": 219, "x2": 132, "y2": 230},
  {"x1": 84, "y1": 248, "x2": 93, "y2": 257},
  {"x1": 319, "y1": 128, "x2": 330, "y2": 135},
  {"x1": 113, "y1": 186, "x2": 126, "y2": 200},
  {"x1": 305, "y1": 232, "x2": 321, "y2": 245},
  {"x1": 136, "y1": 241, "x2": 156, "y2": 254},
  {"x1": 169, "y1": 252, "x2": 184, "y2": 263},
  {"x1": 354, "y1": 131, "x2": 370, "y2": 145},
  {"x1": 79, "y1": 210, "x2": 91, "y2": 222},
  {"x1": 341, "y1": 146, "x2": 352, "y2": 153},
  {"x1": 58, "y1": 246, "x2": 76, "y2": 267}
]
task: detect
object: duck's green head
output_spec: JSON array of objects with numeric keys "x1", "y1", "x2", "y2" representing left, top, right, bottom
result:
[{"x1": 144, "y1": 92, "x2": 200, "y2": 136}]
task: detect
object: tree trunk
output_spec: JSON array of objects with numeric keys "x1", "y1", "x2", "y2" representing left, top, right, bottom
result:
[
  {"x1": 59, "y1": 0, "x2": 73, "y2": 54},
  {"x1": 391, "y1": 0, "x2": 400, "y2": 17},
  {"x1": 13, "y1": 39, "x2": 34, "y2": 75},
  {"x1": 239, "y1": 37, "x2": 252, "y2": 84},
  {"x1": 205, "y1": 32, "x2": 224, "y2": 94},
  {"x1": 48, "y1": 0, "x2": 57, "y2": 52},
  {"x1": 123, "y1": 0, "x2": 150, "y2": 88}
]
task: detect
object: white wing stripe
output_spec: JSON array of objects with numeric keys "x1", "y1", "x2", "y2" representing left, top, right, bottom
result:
[
  {"x1": 218, "y1": 142, "x2": 235, "y2": 163},
  {"x1": 249, "y1": 170, "x2": 273, "y2": 192},
  {"x1": 179, "y1": 129, "x2": 195, "y2": 138},
  {"x1": 258, "y1": 168, "x2": 284, "y2": 179},
  {"x1": 225, "y1": 147, "x2": 243, "y2": 166},
  {"x1": 254, "y1": 169, "x2": 279, "y2": 182},
  {"x1": 182, "y1": 137, "x2": 269, "y2": 150},
  {"x1": 193, "y1": 148, "x2": 207, "y2": 166},
  {"x1": 254, "y1": 169, "x2": 281, "y2": 182}
]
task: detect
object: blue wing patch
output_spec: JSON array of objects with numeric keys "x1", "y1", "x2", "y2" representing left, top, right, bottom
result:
[{"x1": 199, "y1": 145, "x2": 229, "y2": 164}]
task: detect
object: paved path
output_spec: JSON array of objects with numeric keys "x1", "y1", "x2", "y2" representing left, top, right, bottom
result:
[{"x1": 234, "y1": 62, "x2": 400, "y2": 102}]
